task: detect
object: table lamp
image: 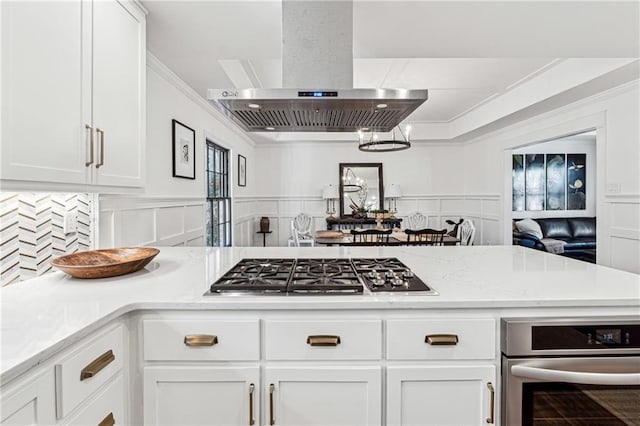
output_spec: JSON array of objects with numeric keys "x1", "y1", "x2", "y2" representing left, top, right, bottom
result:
[{"x1": 322, "y1": 184, "x2": 339, "y2": 218}]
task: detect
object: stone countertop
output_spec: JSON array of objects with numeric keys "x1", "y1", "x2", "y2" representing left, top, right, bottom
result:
[{"x1": 1, "y1": 246, "x2": 639, "y2": 384}]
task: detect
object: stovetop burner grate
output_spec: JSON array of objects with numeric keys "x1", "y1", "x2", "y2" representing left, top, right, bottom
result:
[
  {"x1": 289, "y1": 258, "x2": 362, "y2": 293},
  {"x1": 209, "y1": 257, "x2": 433, "y2": 295}
]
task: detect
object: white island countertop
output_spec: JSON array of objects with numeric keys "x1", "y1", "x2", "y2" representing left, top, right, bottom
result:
[{"x1": 1, "y1": 246, "x2": 639, "y2": 383}]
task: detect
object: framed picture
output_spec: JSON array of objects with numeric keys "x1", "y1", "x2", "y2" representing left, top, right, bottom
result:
[
  {"x1": 238, "y1": 154, "x2": 247, "y2": 187},
  {"x1": 172, "y1": 119, "x2": 196, "y2": 179}
]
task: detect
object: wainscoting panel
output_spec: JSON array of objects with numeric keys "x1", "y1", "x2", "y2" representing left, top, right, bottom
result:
[
  {"x1": 441, "y1": 198, "x2": 466, "y2": 212},
  {"x1": 117, "y1": 209, "x2": 156, "y2": 246},
  {"x1": 99, "y1": 197, "x2": 205, "y2": 248},
  {"x1": 610, "y1": 237, "x2": 639, "y2": 273},
  {"x1": 156, "y1": 207, "x2": 185, "y2": 242},
  {"x1": 605, "y1": 196, "x2": 640, "y2": 273},
  {"x1": 239, "y1": 194, "x2": 501, "y2": 247},
  {"x1": 0, "y1": 192, "x2": 92, "y2": 286}
]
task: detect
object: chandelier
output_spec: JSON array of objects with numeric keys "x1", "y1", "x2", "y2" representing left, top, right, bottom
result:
[{"x1": 358, "y1": 124, "x2": 411, "y2": 152}]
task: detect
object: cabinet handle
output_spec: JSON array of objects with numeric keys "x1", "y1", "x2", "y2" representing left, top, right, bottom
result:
[
  {"x1": 486, "y1": 382, "x2": 495, "y2": 424},
  {"x1": 184, "y1": 334, "x2": 218, "y2": 347},
  {"x1": 85, "y1": 124, "x2": 94, "y2": 166},
  {"x1": 425, "y1": 334, "x2": 459, "y2": 345},
  {"x1": 248, "y1": 383, "x2": 255, "y2": 426},
  {"x1": 306, "y1": 335, "x2": 341, "y2": 346},
  {"x1": 96, "y1": 128, "x2": 104, "y2": 168},
  {"x1": 80, "y1": 350, "x2": 115, "y2": 381},
  {"x1": 98, "y1": 412, "x2": 115, "y2": 426},
  {"x1": 269, "y1": 383, "x2": 275, "y2": 425}
]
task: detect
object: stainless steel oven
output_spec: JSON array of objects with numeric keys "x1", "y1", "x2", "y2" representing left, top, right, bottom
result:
[{"x1": 501, "y1": 317, "x2": 640, "y2": 426}]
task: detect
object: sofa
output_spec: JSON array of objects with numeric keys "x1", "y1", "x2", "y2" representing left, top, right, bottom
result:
[{"x1": 513, "y1": 217, "x2": 596, "y2": 262}]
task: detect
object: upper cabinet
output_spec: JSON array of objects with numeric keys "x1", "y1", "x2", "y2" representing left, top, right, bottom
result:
[{"x1": 1, "y1": 0, "x2": 146, "y2": 191}]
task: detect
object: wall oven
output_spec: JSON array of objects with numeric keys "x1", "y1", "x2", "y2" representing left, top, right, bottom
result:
[{"x1": 501, "y1": 317, "x2": 640, "y2": 426}]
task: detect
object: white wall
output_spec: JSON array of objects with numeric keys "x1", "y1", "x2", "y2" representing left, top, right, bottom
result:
[
  {"x1": 98, "y1": 54, "x2": 257, "y2": 248},
  {"x1": 512, "y1": 133, "x2": 597, "y2": 219},
  {"x1": 249, "y1": 142, "x2": 499, "y2": 246},
  {"x1": 462, "y1": 81, "x2": 640, "y2": 273}
]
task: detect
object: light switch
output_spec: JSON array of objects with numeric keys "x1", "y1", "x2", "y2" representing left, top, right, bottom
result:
[
  {"x1": 63, "y1": 212, "x2": 77, "y2": 235},
  {"x1": 607, "y1": 183, "x2": 621, "y2": 194}
]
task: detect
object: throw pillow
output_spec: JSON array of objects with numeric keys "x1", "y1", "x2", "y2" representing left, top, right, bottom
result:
[{"x1": 515, "y1": 218, "x2": 543, "y2": 239}]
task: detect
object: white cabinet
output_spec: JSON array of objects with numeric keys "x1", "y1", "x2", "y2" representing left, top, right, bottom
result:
[
  {"x1": 387, "y1": 365, "x2": 496, "y2": 426},
  {"x1": 63, "y1": 375, "x2": 125, "y2": 426},
  {"x1": 265, "y1": 366, "x2": 382, "y2": 426},
  {"x1": 0, "y1": 0, "x2": 145, "y2": 190},
  {"x1": 0, "y1": 370, "x2": 56, "y2": 425},
  {"x1": 143, "y1": 366, "x2": 259, "y2": 426},
  {"x1": 91, "y1": 0, "x2": 145, "y2": 187},
  {"x1": 138, "y1": 314, "x2": 497, "y2": 426},
  {"x1": 0, "y1": 322, "x2": 127, "y2": 426}
]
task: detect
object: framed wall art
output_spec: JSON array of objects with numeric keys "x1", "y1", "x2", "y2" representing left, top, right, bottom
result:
[
  {"x1": 172, "y1": 119, "x2": 196, "y2": 179},
  {"x1": 238, "y1": 154, "x2": 247, "y2": 187}
]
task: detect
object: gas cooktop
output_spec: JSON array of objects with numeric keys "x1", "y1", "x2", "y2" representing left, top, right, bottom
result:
[{"x1": 207, "y1": 258, "x2": 437, "y2": 295}]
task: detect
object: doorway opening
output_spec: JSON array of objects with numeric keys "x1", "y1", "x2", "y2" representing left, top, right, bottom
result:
[
  {"x1": 509, "y1": 130, "x2": 597, "y2": 263},
  {"x1": 206, "y1": 140, "x2": 232, "y2": 247}
]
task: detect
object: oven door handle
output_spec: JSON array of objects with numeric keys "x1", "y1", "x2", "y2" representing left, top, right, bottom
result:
[{"x1": 511, "y1": 365, "x2": 640, "y2": 386}]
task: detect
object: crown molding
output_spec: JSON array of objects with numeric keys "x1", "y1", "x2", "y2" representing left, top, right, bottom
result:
[{"x1": 146, "y1": 52, "x2": 256, "y2": 148}]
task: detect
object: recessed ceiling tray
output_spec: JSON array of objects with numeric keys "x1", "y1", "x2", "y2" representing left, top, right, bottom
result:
[{"x1": 51, "y1": 247, "x2": 160, "y2": 279}]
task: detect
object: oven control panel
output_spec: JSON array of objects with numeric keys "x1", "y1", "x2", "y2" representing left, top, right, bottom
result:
[{"x1": 532, "y1": 324, "x2": 640, "y2": 350}]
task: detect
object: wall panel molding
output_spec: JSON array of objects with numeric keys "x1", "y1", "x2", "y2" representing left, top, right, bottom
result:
[
  {"x1": 98, "y1": 196, "x2": 205, "y2": 248},
  {"x1": 242, "y1": 194, "x2": 501, "y2": 247}
]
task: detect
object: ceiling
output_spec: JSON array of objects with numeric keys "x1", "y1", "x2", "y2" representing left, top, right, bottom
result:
[{"x1": 143, "y1": 1, "x2": 640, "y2": 144}]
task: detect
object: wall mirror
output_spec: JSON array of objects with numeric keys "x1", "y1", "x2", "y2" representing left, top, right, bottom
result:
[{"x1": 339, "y1": 163, "x2": 384, "y2": 218}]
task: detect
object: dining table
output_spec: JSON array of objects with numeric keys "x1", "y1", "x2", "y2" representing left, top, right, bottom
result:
[{"x1": 314, "y1": 230, "x2": 460, "y2": 246}]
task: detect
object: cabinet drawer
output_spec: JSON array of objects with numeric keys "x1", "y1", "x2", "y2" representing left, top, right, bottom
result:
[
  {"x1": 387, "y1": 319, "x2": 495, "y2": 360},
  {"x1": 55, "y1": 324, "x2": 124, "y2": 418},
  {"x1": 143, "y1": 319, "x2": 260, "y2": 361},
  {"x1": 265, "y1": 320, "x2": 382, "y2": 360},
  {"x1": 64, "y1": 375, "x2": 124, "y2": 425}
]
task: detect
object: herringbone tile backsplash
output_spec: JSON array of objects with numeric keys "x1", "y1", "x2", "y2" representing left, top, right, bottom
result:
[{"x1": 0, "y1": 193, "x2": 92, "y2": 286}]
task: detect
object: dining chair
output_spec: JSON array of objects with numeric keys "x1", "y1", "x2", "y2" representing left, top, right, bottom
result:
[
  {"x1": 404, "y1": 228, "x2": 447, "y2": 245},
  {"x1": 350, "y1": 228, "x2": 392, "y2": 245},
  {"x1": 288, "y1": 213, "x2": 315, "y2": 247},
  {"x1": 406, "y1": 212, "x2": 427, "y2": 230},
  {"x1": 457, "y1": 219, "x2": 476, "y2": 246}
]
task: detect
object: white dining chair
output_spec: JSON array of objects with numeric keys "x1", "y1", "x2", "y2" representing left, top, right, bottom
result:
[
  {"x1": 406, "y1": 212, "x2": 427, "y2": 230},
  {"x1": 288, "y1": 213, "x2": 315, "y2": 247},
  {"x1": 457, "y1": 219, "x2": 476, "y2": 246}
]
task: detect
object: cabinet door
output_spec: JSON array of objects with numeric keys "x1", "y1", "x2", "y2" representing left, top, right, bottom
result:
[
  {"x1": 387, "y1": 365, "x2": 496, "y2": 426},
  {"x1": 143, "y1": 366, "x2": 259, "y2": 426},
  {"x1": 265, "y1": 366, "x2": 381, "y2": 426},
  {"x1": 1, "y1": 0, "x2": 90, "y2": 184},
  {"x1": 0, "y1": 370, "x2": 56, "y2": 424},
  {"x1": 92, "y1": 0, "x2": 145, "y2": 187}
]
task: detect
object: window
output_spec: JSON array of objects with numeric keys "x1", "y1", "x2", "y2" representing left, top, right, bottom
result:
[{"x1": 206, "y1": 141, "x2": 231, "y2": 246}]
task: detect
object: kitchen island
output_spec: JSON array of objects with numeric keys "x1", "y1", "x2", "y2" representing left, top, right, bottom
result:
[{"x1": 1, "y1": 246, "x2": 638, "y2": 425}]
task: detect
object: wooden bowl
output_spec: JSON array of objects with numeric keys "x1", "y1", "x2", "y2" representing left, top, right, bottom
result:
[{"x1": 50, "y1": 247, "x2": 160, "y2": 279}]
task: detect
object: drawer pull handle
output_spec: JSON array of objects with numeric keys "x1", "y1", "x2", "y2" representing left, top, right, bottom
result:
[
  {"x1": 425, "y1": 334, "x2": 459, "y2": 345},
  {"x1": 306, "y1": 335, "x2": 341, "y2": 346},
  {"x1": 486, "y1": 382, "x2": 495, "y2": 424},
  {"x1": 80, "y1": 350, "x2": 115, "y2": 381},
  {"x1": 269, "y1": 383, "x2": 275, "y2": 425},
  {"x1": 98, "y1": 412, "x2": 115, "y2": 426},
  {"x1": 249, "y1": 383, "x2": 255, "y2": 425},
  {"x1": 184, "y1": 334, "x2": 218, "y2": 347}
]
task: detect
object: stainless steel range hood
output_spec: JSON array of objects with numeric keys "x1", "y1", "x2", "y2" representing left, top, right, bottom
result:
[
  {"x1": 207, "y1": 88, "x2": 428, "y2": 132},
  {"x1": 207, "y1": 1, "x2": 428, "y2": 133}
]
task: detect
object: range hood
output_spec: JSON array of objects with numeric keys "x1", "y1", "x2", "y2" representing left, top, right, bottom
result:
[
  {"x1": 207, "y1": 0, "x2": 428, "y2": 133},
  {"x1": 207, "y1": 88, "x2": 428, "y2": 132}
]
